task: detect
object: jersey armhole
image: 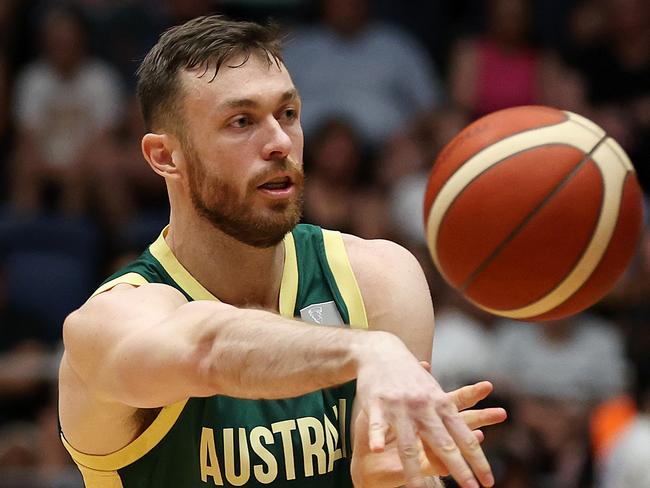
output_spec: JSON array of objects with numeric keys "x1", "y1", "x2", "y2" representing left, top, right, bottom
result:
[
  {"x1": 91, "y1": 272, "x2": 149, "y2": 298},
  {"x1": 60, "y1": 398, "x2": 188, "y2": 471}
]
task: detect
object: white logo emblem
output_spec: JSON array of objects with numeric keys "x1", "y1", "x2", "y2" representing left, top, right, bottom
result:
[
  {"x1": 307, "y1": 306, "x2": 323, "y2": 324},
  {"x1": 300, "y1": 301, "x2": 344, "y2": 326}
]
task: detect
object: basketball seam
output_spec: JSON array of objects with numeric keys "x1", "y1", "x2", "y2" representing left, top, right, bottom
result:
[
  {"x1": 433, "y1": 140, "x2": 589, "y2": 284},
  {"x1": 459, "y1": 134, "x2": 609, "y2": 297},
  {"x1": 425, "y1": 109, "x2": 570, "y2": 222},
  {"x1": 529, "y1": 170, "x2": 631, "y2": 320}
]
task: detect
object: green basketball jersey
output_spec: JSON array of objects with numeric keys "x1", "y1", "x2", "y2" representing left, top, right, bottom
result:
[{"x1": 61, "y1": 224, "x2": 368, "y2": 488}]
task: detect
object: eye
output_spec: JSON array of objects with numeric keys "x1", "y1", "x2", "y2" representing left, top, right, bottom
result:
[
  {"x1": 280, "y1": 108, "x2": 298, "y2": 121},
  {"x1": 229, "y1": 115, "x2": 251, "y2": 129}
]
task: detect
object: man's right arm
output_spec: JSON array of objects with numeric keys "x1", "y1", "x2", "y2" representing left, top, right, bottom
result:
[{"x1": 62, "y1": 282, "x2": 403, "y2": 409}]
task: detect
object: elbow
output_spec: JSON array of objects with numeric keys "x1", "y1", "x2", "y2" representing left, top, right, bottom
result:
[
  {"x1": 177, "y1": 301, "x2": 239, "y2": 397},
  {"x1": 61, "y1": 309, "x2": 82, "y2": 348},
  {"x1": 189, "y1": 328, "x2": 224, "y2": 397}
]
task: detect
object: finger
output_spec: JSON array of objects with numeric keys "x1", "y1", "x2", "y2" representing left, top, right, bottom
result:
[
  {"x1": 418, "y1": 428, "x2": 488, "y2": 483},
  {"x1": 419, "y1": 361, "x2": 432, "y2": 373},
  {"x1": 367, "y1": 402, "x2": 389, "y2": 452},
  {"x1": 419, "y1": 410, "x2": 481, "y2": 488},
  {"x1": 395, "y1": 414, "x2": 428, "y2": 488},
  {"x1": 460, "y1": 408, "x2": 508, "y2": 431},
  {"x1": 422, "y1": 443, "x2": 449, "y2": 477},
  {"x1": 420, "y1": 429, "x2": 485, "y2": 477},
  {"x1": 352, "y1": 410, "x2": 369, "y2": 450},
  {"x1": 448, "y1": 381, "x2": 494, "y2": 411},
  {"x1": 473, "y1": 429, "x2": 484, "y2": 443},
  {"x1": 438, "y1": 403, "x2": 495, "y2": 487}
]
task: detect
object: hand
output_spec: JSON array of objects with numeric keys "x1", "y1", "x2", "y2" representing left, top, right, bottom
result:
[
  {"x1": 355, "y1": 334, "x2": 502, "y2": 488},
  {"x1": 351, "y1": 380, "x2": 507, "y2": 488}
]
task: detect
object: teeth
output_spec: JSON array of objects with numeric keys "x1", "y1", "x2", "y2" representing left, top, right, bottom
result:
[{"x1": 261, "y1": 182, "x2": 289, "y2": 190}]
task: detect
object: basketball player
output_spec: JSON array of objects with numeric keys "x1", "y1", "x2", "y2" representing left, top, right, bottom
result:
[{"x1": 58, "y1": 16, "x2": 504, "y2": 488}]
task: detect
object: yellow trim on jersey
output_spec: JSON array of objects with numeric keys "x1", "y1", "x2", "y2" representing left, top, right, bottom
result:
[
  {"x1": 149, "y1": 228, "x2": 218, "y2": 301},
  {"x1": 279, "y1": 232, "x2": 298, "y2": 318},
  {"x1": 321, "y1": 230, "x2": 368, "y2": 329},
  {"x1": 66, "y1": 253, "x2": 191, "y2": 476},
  {"x1": 74, "y1": 464, "x2": 124, "y2": 487},
  {"x1": 149, "y1": 227, "x2": 299, "y2": 314},
  {"x1": 91, "y1": 272, "x2": 149, "y2": 297},
  {"x1": 61, "y1": 399, "x2": 188, "y2": 471},
  {"x1": 61, "y1": 226, "x2": 304, "y2": 478}
]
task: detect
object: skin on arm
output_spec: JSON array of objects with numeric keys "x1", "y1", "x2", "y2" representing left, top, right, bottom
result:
[
  {"x1": 59, "y1": 281, "x2": 407, "y2": 453},
  {"x1": 61, "y1": 236, "x2": 501, "y2": 488},
  {"x1": 345, "y1": 236, "x2": 498, "y2": 488},
  {"x1": 345, "y1": 235, "x2": 434, "y2": 362}
]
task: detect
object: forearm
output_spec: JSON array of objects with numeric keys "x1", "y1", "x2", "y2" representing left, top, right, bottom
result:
[{"x1": 178, "y1": 301, "x2": 398, "y2": 399}]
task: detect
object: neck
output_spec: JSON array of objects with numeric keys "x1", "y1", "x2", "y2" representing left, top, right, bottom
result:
[{"x1": 166, "y1": 207, "x2": 286, "y2": 311}]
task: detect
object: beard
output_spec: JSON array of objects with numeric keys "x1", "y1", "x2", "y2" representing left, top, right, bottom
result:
[{"x1": 186, "y1": 144, "x2": 304, "y2": 248}]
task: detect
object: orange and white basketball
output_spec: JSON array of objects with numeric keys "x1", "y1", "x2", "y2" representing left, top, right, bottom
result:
[{"x1": 423, "y1": 106, "x2": 644, "y2": 321}]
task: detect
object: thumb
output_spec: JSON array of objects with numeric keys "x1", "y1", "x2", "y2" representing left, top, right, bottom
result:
[
  {"x1": 419, "y1": 360, "x2": 432, "y2": 373},
  {"x1": 353, "y1": 409, "x2": 371, "y2": 453}
]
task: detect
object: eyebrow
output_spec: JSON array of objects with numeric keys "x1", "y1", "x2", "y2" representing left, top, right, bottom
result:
[{"x1": 220, "y1": 89, "x2": 300, "y2": 110}]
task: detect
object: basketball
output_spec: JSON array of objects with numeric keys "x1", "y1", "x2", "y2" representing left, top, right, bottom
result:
[{"x1": 423, "y1": 105, "x2": 644, "y2": 321}]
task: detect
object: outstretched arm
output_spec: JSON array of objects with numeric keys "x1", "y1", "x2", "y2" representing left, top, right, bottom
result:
[{"x1": 62, "y1": 282, "x2": 412, "y2": 409}]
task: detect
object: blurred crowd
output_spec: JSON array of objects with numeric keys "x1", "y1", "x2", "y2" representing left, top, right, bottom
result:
[{"x1": 0, "y1": 0, "x2": 648, "y2": 487}]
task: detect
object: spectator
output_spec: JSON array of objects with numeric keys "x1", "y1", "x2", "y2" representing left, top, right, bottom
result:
[
  {"x1": 88, "y1": 0, "x2": 217, "y2": 88},
  {"x1": 388, "y1": 107, "x2": 469, "y2": 247},
  {"x1": 489, "y1": 314, "x2": 628, "y2": 487},
  {"x1": 89, "y1": 94, "x2": 167, "y2": 245},
  {"x1": 283, "y1": 0, "x2": 444, "y2": 147},
  {"x1": 599, "y1": 356, "x2": 650, "y2": 487},
  {"x1": 10, "y1": 2, "x2": 123, "y2": 216},
  {"x1": 493, "y1": 315, "x2": 627, "y2": 402},
  {"x1": 449, "y1": 0, "x2": 549, "y2": 118},
  {"x1": 302, "y1": 118, "x2": 388, "y2": 239},
  {"x1": 429, "y1": 291, "x2": 501, "y2": 391},
  {"x1": 565, "y1": 0, "x2": 650, "y2": 192},
  {"x1": 0, "y1": 265, "x2": 54, "y2": 427}
]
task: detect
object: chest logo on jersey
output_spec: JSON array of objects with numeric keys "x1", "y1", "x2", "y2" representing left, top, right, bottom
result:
[
  {"x1": 200, "y1": 399, "x2": 348, "y2": 486},
  {"x1": 300, "y1": 301, "x2": 344, "y2": 326}
]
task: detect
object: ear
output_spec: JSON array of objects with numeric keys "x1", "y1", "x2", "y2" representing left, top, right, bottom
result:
[{"x1": 141, "y1": 133, "x2": 182, "y2": 179}]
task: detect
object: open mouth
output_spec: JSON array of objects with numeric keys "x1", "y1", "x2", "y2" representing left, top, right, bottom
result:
[{"x1": 258, "y1": 176, "x2": 293, "y2": 191}]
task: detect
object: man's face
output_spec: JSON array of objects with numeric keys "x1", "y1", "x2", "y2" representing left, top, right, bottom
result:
[{"x1": 178, "y1": 54, "x2": 305, "y2": 248}]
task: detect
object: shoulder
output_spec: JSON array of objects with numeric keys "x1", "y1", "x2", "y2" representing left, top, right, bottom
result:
[
  {"x1": 62, "y1": 283, "x2": 188, "y2": 385},
  {"x1": 84, "y1": 58, "x2": 118, "y2": 77},
  {"x1": 85, "y1": 282, "x2": 186, "y2": 315},
  {"x1": 366, "y1": 21, "x2": 412, "y2": 43},
  {"x1": 15, "y1": 61, "x2": 50, "y2": 89},
  {"x1": 65, "y1": 283, "x2": 187, "y2": 342},
  {"x1": 574, "y1": 315, "x2": 625, "y2": 351},
  {"x1": 341, "y1": 233, "x2": 431, "y2": 312},
  {"x1": 341, "y1": 233, "x2": 434, "y2": 358},
  {"x1": 343, "y1": 233, "x2": 421, "y2": 277},
  {"x1": 79, "y1": 59, "x2": 122, "y2": 89}
]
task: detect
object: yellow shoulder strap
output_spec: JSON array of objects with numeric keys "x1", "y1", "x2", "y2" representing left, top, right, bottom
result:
[{"x1": 321, "y1": 229, "x2": 368, "y2": 329}]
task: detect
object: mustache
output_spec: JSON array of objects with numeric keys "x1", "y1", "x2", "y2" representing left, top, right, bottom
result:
[{"x1": 250, "y1": 157, "x2": 304, "y2": 187}]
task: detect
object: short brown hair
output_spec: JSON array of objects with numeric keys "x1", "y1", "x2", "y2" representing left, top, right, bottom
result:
[{"x1": 136, "y1": 15, "x2": 284, "y2": 133}]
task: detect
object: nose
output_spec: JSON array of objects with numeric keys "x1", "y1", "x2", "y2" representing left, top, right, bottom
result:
[{"x1": 261, "y1": 116, "x2": 292, "y2": 161}]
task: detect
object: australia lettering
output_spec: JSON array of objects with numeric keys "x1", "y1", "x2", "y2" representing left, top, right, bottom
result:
[{"x1": 200, "y1": 400, "x2": 347, "y2": 485}]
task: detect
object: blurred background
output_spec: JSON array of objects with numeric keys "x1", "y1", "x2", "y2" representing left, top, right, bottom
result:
[{"x1": 0, "y1": 0, "x2": 648, "y2": 487}]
